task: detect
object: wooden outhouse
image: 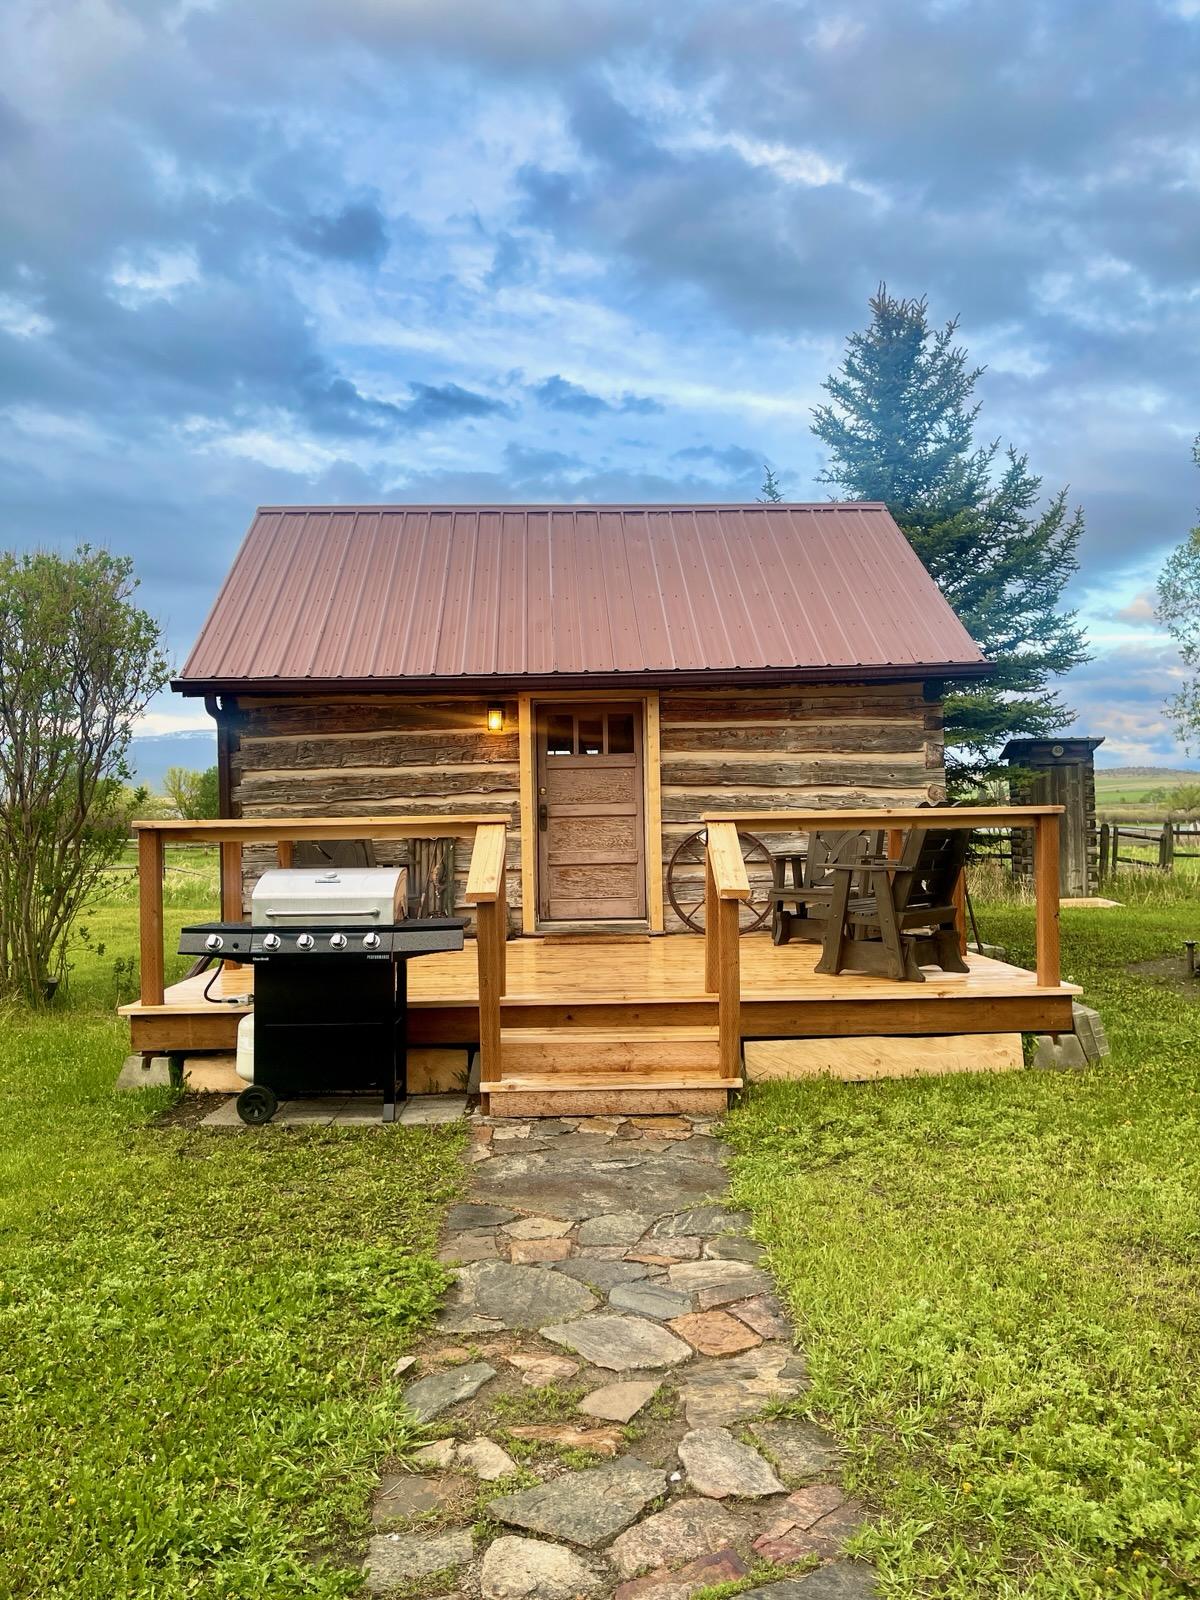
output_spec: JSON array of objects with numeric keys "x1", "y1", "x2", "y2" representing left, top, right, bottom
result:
[{"x1": 174, "y1": 502, "x2": 988, "y2": 932}]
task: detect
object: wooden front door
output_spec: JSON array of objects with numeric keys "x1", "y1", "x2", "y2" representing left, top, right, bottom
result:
[{"x1": 535, "y1": 703, "x2": 647, "y2": 923}]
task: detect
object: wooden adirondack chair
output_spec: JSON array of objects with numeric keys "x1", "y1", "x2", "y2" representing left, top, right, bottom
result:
[
  {"x1": 814, "y1": 826, "x2": 970, "y2": 982},
  {"x1": 770, "y1": 830, "x2": 883, "y2": 946}
]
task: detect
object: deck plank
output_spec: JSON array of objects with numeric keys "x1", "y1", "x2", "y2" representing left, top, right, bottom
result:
[{"x1": 122, "y1": 934, "x2": 1079, "y2": 1020}]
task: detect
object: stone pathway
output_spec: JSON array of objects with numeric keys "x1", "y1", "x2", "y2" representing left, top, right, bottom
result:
[{"x1": 364, "y1": 1109, "x2": 876, "y2": 1599}]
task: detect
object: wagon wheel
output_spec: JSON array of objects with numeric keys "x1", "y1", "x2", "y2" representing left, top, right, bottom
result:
[{"x1": 667, "y1": 828, "x2": 774, "y2": 935}]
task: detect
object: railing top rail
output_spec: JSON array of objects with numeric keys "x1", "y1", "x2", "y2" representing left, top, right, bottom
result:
[
  {"x1": 706, "y1": 819, "x2": 752, "y2": 901},
  {"x1": 131, "y1": 813, "x2": 509, "y2": 844},
  {"x1": 464, "y1": 822, "x2": 509, "y2": 904},
  {"x1": 700, "y1": 805, "x2": 1063, "y2": 831}
]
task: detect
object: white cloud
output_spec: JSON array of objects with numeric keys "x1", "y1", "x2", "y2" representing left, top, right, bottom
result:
[
  {"x1": 134, "y1": 706, "x2": 215, "y2": 736},
  {"x1": 109, "y1": 247, "x2": 200, "y2": 307},
  {"x1": 0, "y1": 293, "x2": 52, "y2": 338}
]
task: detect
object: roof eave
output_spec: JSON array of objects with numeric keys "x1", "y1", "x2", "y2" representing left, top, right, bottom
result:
[{"x1": 173, "y1": 659, "x2": 994, "y2": 698}]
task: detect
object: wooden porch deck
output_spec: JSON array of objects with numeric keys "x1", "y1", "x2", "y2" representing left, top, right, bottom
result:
[
  {"x1": 122, "y1": 933, "x2": 1078, "y2": 1113},
  {"x1": 123, "y1": 807, "x2": 1075, "y2": 1116}
]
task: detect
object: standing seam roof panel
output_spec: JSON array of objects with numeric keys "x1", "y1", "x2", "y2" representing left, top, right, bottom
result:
[{"x1": 178, "y1": 503, "x2": 987, "y2": 685}]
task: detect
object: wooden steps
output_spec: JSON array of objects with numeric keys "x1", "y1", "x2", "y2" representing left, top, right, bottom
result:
[
  {"x1": 489, "y1": 1023, "x2": 735, "y2": 1116},
  {"x1": 500, "y1": 1025, "x2": 720, "y2": 1076},
  {"x1": 487, "y1": 1075, "x2": 738, "y2": 1117}
]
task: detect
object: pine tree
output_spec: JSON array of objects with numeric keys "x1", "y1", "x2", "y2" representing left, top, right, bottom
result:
[
  {"x1": 811, "y1": 285, "x2": 1089, "y2": 789},
  {"x1": 759, "y1": 464, "x2": 784, "y2": 503}
]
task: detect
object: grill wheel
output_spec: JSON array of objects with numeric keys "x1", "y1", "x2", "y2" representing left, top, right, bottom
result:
[{"x1": 236, "y1": 1085, "x2": 279, "y2": 1125}]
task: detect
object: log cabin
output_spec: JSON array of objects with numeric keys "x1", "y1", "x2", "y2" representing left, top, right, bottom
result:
[{"x1": 123, "y1": 503, "x2": 1076, "y2": 1115}]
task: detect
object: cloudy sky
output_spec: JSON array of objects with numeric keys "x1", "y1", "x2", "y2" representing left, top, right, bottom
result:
[{"x1": 1, "y1": 0, "x2": 1197, "y2": 763}]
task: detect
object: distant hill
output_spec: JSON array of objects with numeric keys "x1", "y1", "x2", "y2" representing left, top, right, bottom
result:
[
  {"x1": 128, "y1": 729, "x2": 217, "y2": 791},
  {"x1": 1097, "y1": 766, "x2": 1200, "y2": 781}
]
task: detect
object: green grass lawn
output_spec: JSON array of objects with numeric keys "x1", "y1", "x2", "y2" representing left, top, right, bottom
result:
[
  {"x1": 0, "y1": 878, "x2": 463, "y2": 1599},
  {"x1": 726, "y1": 898, "x2": 1200, "y2": 1599}
]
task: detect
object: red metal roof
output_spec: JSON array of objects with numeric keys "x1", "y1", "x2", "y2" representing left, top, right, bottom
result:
[{"x1": 175, "y1": 503, "x2": 988, "y2": 693}]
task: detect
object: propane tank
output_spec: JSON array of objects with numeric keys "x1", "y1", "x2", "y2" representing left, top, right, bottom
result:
[{"x1": 236, "y1": 1011, "x2": 255, "y2": 1082}]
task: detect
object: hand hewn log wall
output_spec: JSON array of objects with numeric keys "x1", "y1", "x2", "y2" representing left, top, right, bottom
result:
[
  {"x1": 224, "y1": 684, "x2": 944, "y2": 933},
  {"x1": 658, "y1": 684, "x2": 944, "y2": 931},
  {"x1": 228, "y1": 696, "x2": 521, "y2": 928}
]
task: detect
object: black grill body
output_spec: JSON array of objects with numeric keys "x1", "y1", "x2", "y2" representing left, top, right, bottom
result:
[{"x1": 178, "y1": 917, "x2": 466, "y2": 1122}]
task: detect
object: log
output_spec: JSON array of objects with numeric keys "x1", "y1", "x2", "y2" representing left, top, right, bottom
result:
[
  {"x1": 239, "y1": 697, "x2": 513, "y2": 737},
  {"x1": 237, "y1": 768, "x2": 519, "y2": 804},
  {"x1": 660, "y1": 690, "x2": 927, "y2": 723},
  {"x1": 660, "y1": 759, "x2": 929, "y2": 790},
  {"x1": 659, "y1": 724, "x2": 924, "y2": 755},
  {"x1": 234, "y1": 729, "x2": 518, "y2": 771}
]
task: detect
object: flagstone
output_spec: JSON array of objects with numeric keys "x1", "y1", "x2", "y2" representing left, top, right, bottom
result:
[
  {"x1": 608, "y1": 1281, "x2": 693, "y2": 1322},
  {"x1": 749, "y1": 1418, "x2": 841, "y2": 1481},
  {"x1": 447, "y1": 1260, "x2": 596, "y2": 1329},
  {"x1": 488, "y1": 1457, "x2": 667, "y2": 1547},
  {"x1": 541, "y1": 1312, "x2": 693, "y2": 1371},
  {"x1": 509, "y1": 1237, "x2": 572, "y2": 1263},
  {"x1": 402, "y1": 1361, "x2": 496, "y2": 1423},
  {"x1": 613, "y1": 1547, "x2": 748, "y2": 1600},
  {"x1": 678, "y1": 1426, "x2": 785, "y2": 1499},
  {"x1": 680, "y1": 1348, "x2": 808, "y2": 1427},
  {"x1": 578, "y1": 1378, "x2": 660, "y2": 1423},
  {"x1": 363, "y1": 1528, "x2": 473, "y2": 1590},
  {"x1": 502, "y1": 1215, "x2": 572, "y2": 1239},
  {"x1": 668, "y1": 1310, "x2": 763, "y2": 1357},
  {"x1": 608, "y1": 1497, "x2": 752, "y2": 1579},
  {"x1": 578, "y1": 1211, "x2": 653, "y2": 1246},
  {"x1": 479, "y1": 1535, "x2": 604, "y2": 1600}
]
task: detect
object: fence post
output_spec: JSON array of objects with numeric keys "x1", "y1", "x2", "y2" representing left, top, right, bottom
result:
[
  {"x1": 1161, "y1": 822, "x2": 1175, "y2": 872},
  {"x1": 1111, "y1": 825, "x2": 1120, "y2": 873},
  {"x1": 1098, "y1": 821, "x2": 1110, "y2": 880}
]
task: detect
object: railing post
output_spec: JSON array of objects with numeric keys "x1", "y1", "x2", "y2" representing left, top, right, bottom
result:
[
  {"x1": 137, "y1": 828, "x2": 165, "y2": 1007},
  {"x1": 475, "y1": 900, "x2": 502, "y2": 1093},
  {"x1": 220, "y1": 840, "x2": 244, "y2": 921},
  {"x1": 1034, "y1": 813, "x2": 1061, "y2": 987},
  {"x1": 717, "y1": 895, "x2": 741, "y2": 1079},
  {"x1": 465, "y1": 822, "x2": 509, "y2": 1097},
  {"x1": 704, "y1": 843, "x2": 718, "y2": 994},
  {"x1": 277, "y1": 838, "x2": 295, "y2": 868}
]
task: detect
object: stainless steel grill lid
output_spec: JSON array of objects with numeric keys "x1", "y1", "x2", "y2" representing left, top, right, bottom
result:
[{"x1": 251, "y1": 867, "x2": 406, "y2": 925}]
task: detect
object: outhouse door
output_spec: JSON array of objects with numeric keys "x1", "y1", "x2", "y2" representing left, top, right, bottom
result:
[{"x1": 534, "y1": 703, "x2": 647, "y2": 923}]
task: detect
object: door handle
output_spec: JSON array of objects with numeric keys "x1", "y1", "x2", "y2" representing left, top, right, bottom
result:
[{"x1": 538, "y1": 802, "x2": 548, "y2": 832}]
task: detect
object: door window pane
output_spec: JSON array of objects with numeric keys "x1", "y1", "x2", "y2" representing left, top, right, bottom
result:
[
  {"x1": 578, "y1": 715, "x2": 604, "y2": 756},
  {"x1": 546, "y1": 712, "x2": 574, "y2": 755},
  {"x1": 607, "y1": 712, "x2": 635, "y2": 754}
]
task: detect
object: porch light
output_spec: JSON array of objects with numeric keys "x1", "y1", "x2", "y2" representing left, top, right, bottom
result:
[{"x1": 486, "y1": 703, "x2": 505, "y2": 733}]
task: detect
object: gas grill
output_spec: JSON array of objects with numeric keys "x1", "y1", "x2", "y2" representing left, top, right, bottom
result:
[{"x1": 178, "y1": 866, "x2": 466, "y2": 1124}]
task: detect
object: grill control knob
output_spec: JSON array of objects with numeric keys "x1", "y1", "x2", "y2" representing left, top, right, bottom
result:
[
  {"x1": 329, "y1": 932, "x2": 348, "y2": 950},
  {"x1": 204, "y1": 933, "x2": 223, "y2": 952},
  {"x1": 362, "y1": 931, "x2": 381, "y2": 950},
  {"x1": 296, "y1": 933, "x2": 315, "y2": 951},
  {"x1": 262, "y1": 933, "x2": 281, "y2": 951}
]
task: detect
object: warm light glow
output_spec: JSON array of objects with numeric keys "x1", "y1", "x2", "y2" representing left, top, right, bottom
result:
[{"x1": 487, "y1": 703, "x2": 504, "y2": 733}]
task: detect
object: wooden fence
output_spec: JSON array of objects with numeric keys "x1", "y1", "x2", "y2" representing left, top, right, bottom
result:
[
  {"x1": 968, "y1": 819, "x2": 1200, "y2": 880},
  {"x1": 1097, "y1": 821, "x2": 1200, "y2": 875}
]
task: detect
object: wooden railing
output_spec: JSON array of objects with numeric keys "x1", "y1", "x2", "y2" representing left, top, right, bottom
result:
[
  {"x1": 701, "y1": 806, "x2": 1065, "y2": 1081},
  {"x1": 464, "y1": 821, "x2": 509, "y2": 1090},
  {"x1": 132, "y1": 813, "x2": 510, "y2": 1081}
]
